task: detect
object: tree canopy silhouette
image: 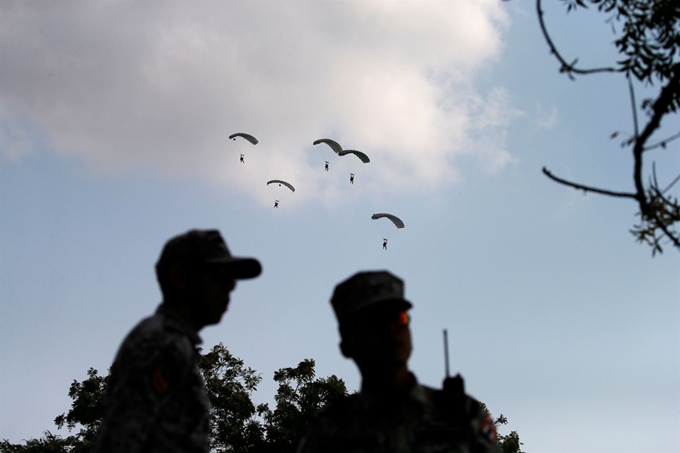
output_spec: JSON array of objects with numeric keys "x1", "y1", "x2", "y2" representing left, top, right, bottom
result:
[{"x1": 1, "y1": 344, "x2": 523, "y2": 453}]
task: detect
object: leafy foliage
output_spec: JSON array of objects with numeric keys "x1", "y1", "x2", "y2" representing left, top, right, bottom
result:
[
  {"x1": 52, "y1": 367, "x2": 107, "y2": 453},
  {"x1": 539, "y1": 0, "x2": 680, "y2": 253},
  {"x1": 1, "y1": 343, "x2": 521, "y2": 452},
  {"x1": 197, "y1": 343, "x2": 267, "y2": 453},
  {"x1": 259, "y1": 360, "x2": 347, "y2": 453},
  {"x1": 0, "y1": 433, "x2": 75, "y2": 453},
  {"x1": 494, "y1": 414, "x2": 525, "y2": 453}
]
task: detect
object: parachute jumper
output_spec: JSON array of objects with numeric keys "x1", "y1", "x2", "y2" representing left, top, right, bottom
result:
[
  {"x1": 339, "y1": 149, "x2": 369, "y2": 183},
  {"x1": 371, "y1": 213, "x2": 404, "y2": 250},
  {"x1": 230, "y1": 133, "x2": 258, "y2": 164},
  {"x1": 267, "y1": 180, "x2": 295, "y2": 209},
  {"x1": 313, "y1": 138, "x2": 343, "y2": 172}
]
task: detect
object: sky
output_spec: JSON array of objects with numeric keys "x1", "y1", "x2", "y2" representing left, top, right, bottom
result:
[{"x1": 1, "y1": 1, "x2": 679, "y2": 452}]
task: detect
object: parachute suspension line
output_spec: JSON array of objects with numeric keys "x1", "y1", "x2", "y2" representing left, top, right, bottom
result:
[{"x1": 373, "y1": 219, "x2": 388, "y2": 242}]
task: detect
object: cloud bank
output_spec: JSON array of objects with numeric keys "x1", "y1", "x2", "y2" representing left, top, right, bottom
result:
[{"x1": 0, "y1": 0, "x2": 516, "y2": 205}]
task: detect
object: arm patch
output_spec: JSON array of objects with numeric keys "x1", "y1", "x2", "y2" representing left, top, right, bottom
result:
[{"x1": 151, "y1": 363, "x2": 173, "y2": 395}]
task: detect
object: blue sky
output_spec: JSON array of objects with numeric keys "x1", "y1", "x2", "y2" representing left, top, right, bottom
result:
[{"x1": 1, "y1": 1, "x2": 678, "y2": 452}]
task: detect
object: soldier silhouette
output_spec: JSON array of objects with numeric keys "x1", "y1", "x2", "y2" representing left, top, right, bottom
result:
[
  {"x1": 296, "y1": 271, "x2": 501, "y2": 453},
  {"x1": 93, "y1": 230, "x2": 262, "y2": 453}
]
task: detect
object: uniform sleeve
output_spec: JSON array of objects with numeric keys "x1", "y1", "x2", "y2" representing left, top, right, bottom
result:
[
  {"x1": 93, "y1": 335, "x2": 194, "y2": 453},
  {"x1": 469, "y1": 401, "x2": 502, "y2": 453},
  {"x1": 295, "y1": 401, "x2": 349, "y2": 453},
  {"x1": 295, "y1": 415, "x2": 333, "y2": 453}
]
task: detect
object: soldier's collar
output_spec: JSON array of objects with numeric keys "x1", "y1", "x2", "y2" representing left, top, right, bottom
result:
[
  {"x1": 156, "y1": 303, "x2": 203, "y2": 345},
  {"x1": 359, "y1": 372, "x2": 425, "y2": 404}
]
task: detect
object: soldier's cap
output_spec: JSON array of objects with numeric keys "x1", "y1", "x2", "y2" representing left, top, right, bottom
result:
[
  {"x1": 156, "y1": 229, "x2": 262, "y2": 279},
  {"x1": 331, "y1": 270, "x2": 412, "y2": 323}
]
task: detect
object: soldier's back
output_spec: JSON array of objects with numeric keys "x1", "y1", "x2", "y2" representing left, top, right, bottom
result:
[{"x1": 298, "y1": 377, "x2": 499, "y2": 453}]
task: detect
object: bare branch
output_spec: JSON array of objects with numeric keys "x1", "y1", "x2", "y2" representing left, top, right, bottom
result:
[
  {"x1": 536, "y1": 1, "x2": 680, "y2": 254},
  {"x1": 542, "y1": 167, "x2": 637, "y2": 199},
  {"x1": 644, "y1": 131, "x2": 680, "y2": 151},
  {"x1": 628, "y1": 75, "x2": 639, "y2": 138},
  {"x1": 662, "y1": 173, "x2": 680, "y2": 195},
  {"x1": 652, "y1": 162, "x2": 659, "y2": 190},
  {"x1": 536, "y1": 0, "x2": 616, "y2": 78}
]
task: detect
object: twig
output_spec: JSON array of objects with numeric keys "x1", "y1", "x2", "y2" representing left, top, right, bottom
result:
[
  {"x1": 651, "y1": 211, "x2": 680, "y2": 249},
  {"x1": 644, "y1": 131, "x2": 680, "y2": 151},
  {"x1": 542, "y1": 167, "x2": 637, "y2": 199},
  {"x1": 536, "y1": 0, "x2": 616, "y2": 78},
  {"x1": 628, "y1": 75, "x2": 639, "y2": 139},
  {"x1": 662, "y1": 173, "x2": 680, "y2": 195}
]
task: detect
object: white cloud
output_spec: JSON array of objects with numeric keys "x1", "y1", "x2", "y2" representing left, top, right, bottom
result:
[
  {"x1": 0, "y1": 104, "x2": 43, "y2": 162},
  {"x1": 0, "y1": 0, "x2": 516, "y2": 205},
  {"x1": 532, "y1": 103, "x2": 559, "y2": 131}
]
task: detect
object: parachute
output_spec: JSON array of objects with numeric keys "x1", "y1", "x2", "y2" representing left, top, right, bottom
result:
[
  {"x1": 312, "y1": 138, "x2": 343, "y2": 154},
  {"x1": 267, "y1": 180, "x2": 295, "y2": 192},
  {"x1": 229, "y1": 133, "x2": 259, "y2": 145},
  {"x1": 371, "y1": 213, "x2": 405, "y2": 229},
  {"x1": 339, "y1": 150, "x2": 370, "y2": 163}
]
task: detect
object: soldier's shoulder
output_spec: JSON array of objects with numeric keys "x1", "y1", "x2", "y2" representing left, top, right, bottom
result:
[
  {"x1": 125, "y1": 310, "x2": 194, "y2": 344},
  {"x1": 423, "y1": 384, "x2": 485, "y2": 414},
  {"x1": 315, "y1": 393, "x2": 361, "y2": 423},
  {"x1": 422, "y1": 385, "x2": 500, "y2": 451},
  {"x1": 114, "y1": 311, "x2": 195, "y2": 367},
  {"x1": 119, "y1": 313, "x2": 167, "y2": 347}
]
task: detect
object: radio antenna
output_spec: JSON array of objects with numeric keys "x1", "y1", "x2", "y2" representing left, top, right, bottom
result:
[{"x1": 443, "y1": 328, "x2": 450, "y2": 378}]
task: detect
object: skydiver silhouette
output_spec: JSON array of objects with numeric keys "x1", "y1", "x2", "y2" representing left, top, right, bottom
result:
[
  {"x1": 325, "y1": 161, "x2": 329, "y2": 171},
  {"x1": 240, "y1": 154, "x2": 244, "y2": 163},
  {"x1": 274, "y1": 200, "x2": 279, "y2": 208},
  {"x1": 383, "y1": 238, "x2": 387, "y2": 250},
  {"x1": 350, "y1": 173, "x2": 355, "y2": 184}
]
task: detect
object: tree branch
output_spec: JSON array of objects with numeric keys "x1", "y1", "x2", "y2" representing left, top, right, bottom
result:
[
  {"x1": 542, "y1": 167, "x2": 638, "y2": 199},
  {"x1": 536, "y1": 0, "x2": 617, "y2": 79},
  {"x1": 653, "y1": 216, "x2": 680, "y2": 249},
  {"x1": 632, "y1": 64, "x2": 680, "y2": 208},
  {"x1": 644, "y1": 131, "x2": 680, "y2": 151},
  {"x1": 662, "y1": 173, "x2": 680, "y2": 195},
  {"x1": 628, "y1": 75, "x2": 639, "y2": 138},
  {"x1": 537, "y1": 1, "x2": 680, "y2": 254}
]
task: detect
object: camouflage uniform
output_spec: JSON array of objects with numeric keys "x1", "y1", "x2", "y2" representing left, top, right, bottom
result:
[
  {"x1": 297, "y1": 270, "x2": 501, "y2": 453},
  {"x1": 296, "y1": 373, "x2": 499, "y2": 453},
  {"x1": 92, "y1": 304, "x2": 210, "y2": 453}
]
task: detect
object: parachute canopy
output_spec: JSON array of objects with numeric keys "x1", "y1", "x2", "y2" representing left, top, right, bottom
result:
[
  {"x1": 267, "y1": 179, "x2": 295, "y2": 192},
  {"x1": 229, "y1": 133, "x2": 259, "y2": 145},
  {"x1": 313, "y1": 138, "x2": 343, "y2": 154},
  {"x1": 371, "y1": 213, "x2": 405, "y2": 229},
  {"x1": 339, "y1": 150, "x2": 370, "y2": 163}
]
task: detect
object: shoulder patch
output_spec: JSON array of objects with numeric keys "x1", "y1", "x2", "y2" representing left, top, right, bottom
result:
[
  {"x1": 151, "y1": 363, "x2": 173, "y2": 395},
  {"x1": 480, "y1": 412, "x2": 497, "y2": 443}
]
